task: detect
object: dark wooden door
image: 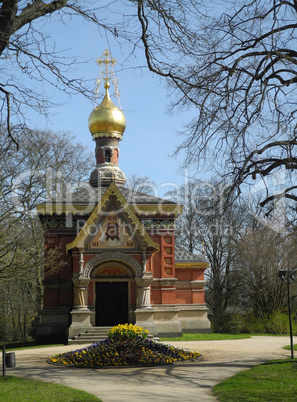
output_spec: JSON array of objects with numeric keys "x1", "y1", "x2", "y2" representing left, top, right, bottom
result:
[{"x1": 95, "y1": 282, "x2": 128, "y2": 326}]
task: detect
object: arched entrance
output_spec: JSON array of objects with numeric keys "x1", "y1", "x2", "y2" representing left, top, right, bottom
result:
[{"x1": 92, "y1": 263, "x2": 134, "y2": 327}]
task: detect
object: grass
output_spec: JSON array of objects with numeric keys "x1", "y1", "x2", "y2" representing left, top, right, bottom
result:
[
  {"x1": 283, "y1": 343, "x2": 297, "y2": 351},
  {"x1": 160, "y1": 333, "x2": 291, "y2": 342},
  {"x1": 0, "y1": 341, "x2": 64, "y2": 350},
  {"x1": 0, "y1": 376, "x2": 100, "y2": 401},
  {"x1": 213, "y1": 358, "x2": 297, "y2": 401},
  {"x1": 160, "y1": 333, "x2": 252, "y2": 341}
]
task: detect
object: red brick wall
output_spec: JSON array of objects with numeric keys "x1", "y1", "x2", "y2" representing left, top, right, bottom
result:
[
  {"x1": 191, "y1": 269, "x2": 205, "y2": 281},
  {"x1": 43, "y1": 288, "x2": 58, "y2": 306},
  {"x1": 111, "y1": 148, "x2": 118, "y2": 164},
  {"x1": 151, "y1": 287, "x2": 162, "y2": 304},
  {"x1": 175, "y1": 269, "x2": 192, "y2": 281},
  {"x1": 130, "y1": 281, "x2": 136, "y2": 305},
  {"x1": 192, "y1": 291, "x2": 205, "y2": 304},
  {"x1": 43, "y1": 285, "x2": 72, "y2": 306},
  {"x1": 161, "y1": 289, "x2": 176, "y2": 304},
  {"x1": 58, "y1": 288, "x2": 72, "y2": 305},
  {"x1": 149, "y1": 234, "x2": 162, "y2": 278},
  {"x1": 161, "y1": 235, "x2": 175, "y2": 278},
  {"x1": 44, "y1": 233, "x2": 74, "y2": 280},
  {"x1": 43, "y1": 233, "x2": 74, "y2": 308},
  {"x1": 175, "y1": 289, "x2": 192, "y2": 304},
  {"x1": 88, "y1": 282, "x2": 94, "y2": 305},
  {"x1": 149, "y1": 234, "x2": 176, "y2": 279}
]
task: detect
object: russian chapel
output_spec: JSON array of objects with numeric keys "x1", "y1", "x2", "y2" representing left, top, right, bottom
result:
[{"x1": 37, "y1": 50, "x2": 210, "y2": 343}]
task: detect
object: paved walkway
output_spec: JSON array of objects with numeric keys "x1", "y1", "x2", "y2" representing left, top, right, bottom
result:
[{"x1": 2, "y1": 336, "x2": 294, "y2": 401}]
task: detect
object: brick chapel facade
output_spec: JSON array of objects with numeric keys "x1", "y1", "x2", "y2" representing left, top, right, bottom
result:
[{"x1": 37, "y1": 51, "x2": 210, "y2": 343}]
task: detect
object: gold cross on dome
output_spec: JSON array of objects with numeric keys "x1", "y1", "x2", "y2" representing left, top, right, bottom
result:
[
  {"x1": 96, "y1": 48, "x2": 117, "y2": 84},
  {"x1": 94, "y1": 48, "x2": 121, "y2": 108}
]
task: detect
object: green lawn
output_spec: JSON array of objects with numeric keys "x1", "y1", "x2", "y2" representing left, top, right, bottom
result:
[
  {"x1": 0, "y1": 341, "x2": 64, "y2": 350},
  {"x1": 160, "y1": 333, "x2": 291, "y2": 342},
  {"x1": 0, "y1": 376, "x2": 100, "y2": 401},
  {"x1": 213, "y1": 358, "x2": 297, "y2": 401},
  {"x1": 160, "y1": 333, "x2": 252, "y2": 341},
  {"x1": 283, "y1": 343, "x2": 297, "y2": 351}
]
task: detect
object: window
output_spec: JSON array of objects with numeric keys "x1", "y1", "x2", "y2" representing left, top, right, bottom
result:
[{"x1": 105, "y1": 149, "x2": 111, "y2": 162}]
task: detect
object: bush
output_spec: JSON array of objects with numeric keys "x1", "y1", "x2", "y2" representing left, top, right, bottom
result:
[
  {"x1": 231, "y1": 312, "x2": 266, "y2": 334},
  {"x1": 229, "y1": 311, "x2": 297, "y2": 335},
  {"x1": 263, "y1": 311, "x2": 297, "y2": 335}
]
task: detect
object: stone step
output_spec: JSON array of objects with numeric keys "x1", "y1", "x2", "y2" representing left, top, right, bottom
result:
[
  {"x1": 68, "y1": 327, "x2": 112, "y2": 345},
  {"x1": 84, "y1": 327, "x2": 112, "y2": 334},
  {"x1": 68, "y1": 327, "x2": 160, "y2": 346},
  {"x1": 68, "y1": 337, "x2": 107, "y2": 345}
]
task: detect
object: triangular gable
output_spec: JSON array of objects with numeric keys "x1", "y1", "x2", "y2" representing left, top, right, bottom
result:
[
  {"x1": 89, "y1": 208, "x2": 136, "y2": 249},
  {"x1": 66, "y1": 182, "x2": 159, "y2": 252}
]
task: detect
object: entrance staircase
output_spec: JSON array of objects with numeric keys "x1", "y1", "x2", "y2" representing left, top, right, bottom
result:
[{"x1": 68, "y1": 327, "x2": 112, "y2": 345}]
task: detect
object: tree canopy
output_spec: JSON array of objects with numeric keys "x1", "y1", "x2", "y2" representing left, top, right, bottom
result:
[
  {"x1": 0, "y1": 0, "x2": 117, "y2": 148},
  {"x1": 2, "y1": 0, "x2": 297, "y2": 211},
  {"x1": 135, "y1": 0, "x2": 297, "y2": 210}
]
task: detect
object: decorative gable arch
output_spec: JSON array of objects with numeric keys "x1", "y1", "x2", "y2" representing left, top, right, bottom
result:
[
  {"x1": 66, "y1": 182, "x2": 159, "y2": 253},
  {"x1": 83, "y1": 251, "x2": 143, "y2": 278}
]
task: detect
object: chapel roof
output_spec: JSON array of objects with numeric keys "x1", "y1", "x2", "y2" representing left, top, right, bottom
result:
[
  {"x1": 62, "y1": 184, "x2": 176, "y2": 206},
  {"x1": 37, "y1": 182, "x2": 181, "y2": 217},
  {"x1": 175, "y1": 246, "x2": 208, "y2": 263}
]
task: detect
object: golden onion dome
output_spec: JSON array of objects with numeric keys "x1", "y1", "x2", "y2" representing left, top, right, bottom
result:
[{"x1": 88, "y1": 82, "x2": 126, "y2": 139}]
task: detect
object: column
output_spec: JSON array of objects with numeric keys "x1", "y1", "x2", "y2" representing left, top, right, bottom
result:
[
  {"x1": 136, "y1": 272, "x2": 153, "y2": 309},
  {"x1": 73, "y1": 278, "x2": 90, "y2": 310}
]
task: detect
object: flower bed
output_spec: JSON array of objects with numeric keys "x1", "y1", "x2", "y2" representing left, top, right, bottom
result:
[{"x1": 48, "y1": 324, "x2": 200, "y2": 367}]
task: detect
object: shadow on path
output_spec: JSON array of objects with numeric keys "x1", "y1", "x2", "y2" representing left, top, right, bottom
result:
[{"x1": 3, "y1": 336, "x2": 295, "y2": 402}]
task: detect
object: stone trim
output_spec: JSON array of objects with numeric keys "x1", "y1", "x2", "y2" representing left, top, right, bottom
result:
[{"x1": 83, "y1": 252, "x2": 143, "y2": 278}]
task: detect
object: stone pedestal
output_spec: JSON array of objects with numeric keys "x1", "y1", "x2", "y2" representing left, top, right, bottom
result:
[
  {"x1": 36, "y1": 306, "x2": 71, "y2": 343},
  {"x1": 68, "y1": 310, "x2": 94, "y2": 338},
  {"x1": 135, "y1": 308, "x2": 158, "y2": 336},
  {"x1": 177, "y1": 305, "x2": 211, "y2": 333},
  {"x1": 135, "y1": 305, "x2": 211, "y2": 337}
]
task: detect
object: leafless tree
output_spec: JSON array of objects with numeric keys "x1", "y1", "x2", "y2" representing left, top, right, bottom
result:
[
  {"x1": 5, "y1": 1, "x2": 297, "y2": 214},
  {"x1": 166, "y1": 179, "x2": 245, "y2": 332},
  {"x1": 0, "y1": 128, "x2": 92, "y2": 340},
  {"x1": 135, "y1": 0, "x2": 297, "y2": 211},
  {"x1": 125, "y1": 174, "x2": 156, "y2": 195},
  {"x1": 235, "y1": 223, "x2": 297, "y2": 323},
  {"x1": 0, "y1": 0, "x2": 132, "y2": 149}
]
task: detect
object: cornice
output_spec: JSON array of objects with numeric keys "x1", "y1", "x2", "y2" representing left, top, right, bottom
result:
[
  {"x1": 92, "y1": 131, "x2": 123, "y2": 140},
  {"x1": 37, "y1": 204, "x2": 183, "y2": 218},
  {"x1": 37, "y1": 204, "x2": 94, "y2": 216},
  {"x1": 130, "y1": 204, "x2": 182, "y2": 217},
  {"x1": 175, "y1": 262, "x2": 209, "y2": 269}
]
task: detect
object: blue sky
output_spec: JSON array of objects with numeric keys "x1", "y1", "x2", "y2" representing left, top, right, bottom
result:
[{"x1": 28, "y1": 11, "x2": 209, "y2": 197}]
